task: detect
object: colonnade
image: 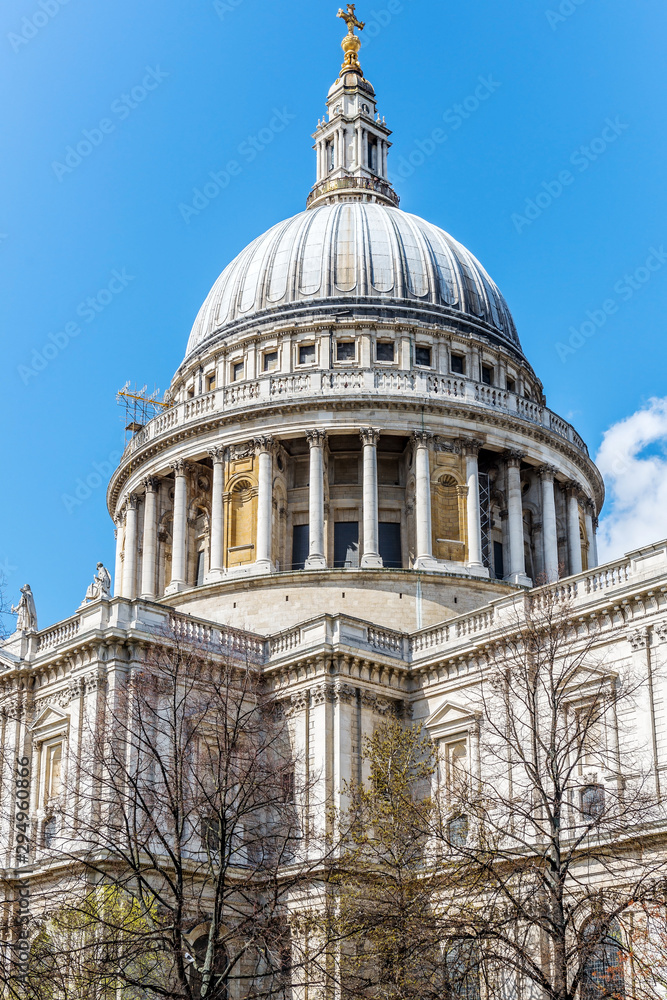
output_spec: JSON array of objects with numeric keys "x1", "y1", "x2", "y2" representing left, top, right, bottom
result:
[{"x1": 114, "y1": 431, "x2": 598, "y2": 599}]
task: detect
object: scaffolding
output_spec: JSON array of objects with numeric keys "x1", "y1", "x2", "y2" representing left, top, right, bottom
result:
[{"x1": 117, "y1": 383, "x2": 171, "y2": 448}]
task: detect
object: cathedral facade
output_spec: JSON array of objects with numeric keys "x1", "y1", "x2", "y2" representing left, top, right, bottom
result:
[{"x1": 2, "y1": 10, "x2": 667, "y2": 997}]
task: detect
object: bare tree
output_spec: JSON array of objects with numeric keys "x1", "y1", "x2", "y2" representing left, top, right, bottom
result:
[
  {"x1": 437, "y1": 590, "x2": 667, "y2": 1000},
  {"x1": 15, "y1": 623, "x2": 324, "y2": 1000}
]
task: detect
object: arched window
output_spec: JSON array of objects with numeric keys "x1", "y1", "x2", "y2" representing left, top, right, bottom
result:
[
  {"x1": 581, "y1": 785, "x2": 605, "y2": 822},
  {"x1": 580, "y1": 920, "x2": 625, "y2": 999},
  {"x1": 189, "y1": 933, "x2": 228, "y2": 1000},
  {"x1": 447, "y1": 815, "x2": 469, "y2": 848},
  {"x1": 43, "y1": 815, "x2": 58, "y2": 847}
]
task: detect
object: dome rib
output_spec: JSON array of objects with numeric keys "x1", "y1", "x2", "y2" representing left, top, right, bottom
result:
[{"x1": 184, "y1": 204, "x2": 523, "y2": 361}]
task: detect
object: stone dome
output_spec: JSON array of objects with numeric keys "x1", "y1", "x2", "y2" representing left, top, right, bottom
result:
[{"x1": 184, "y1": 203, "x2": 522, "y2": 362}]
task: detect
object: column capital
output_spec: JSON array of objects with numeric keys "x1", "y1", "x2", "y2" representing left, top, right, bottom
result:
[
  {"x1": 537, "y1": 464, "x2": 559, "y2": 482},
  {"x1": 583, "y1": 496, "x2": 596, "y2": 516},
  {"x1": 253, "y1": 436, "x2": 276, "y2": 456},
  {"x1": 306, "y1": 429, "x2": 327, "y2": 448},
  {"x1": 457, "y1": 438, "x2": 484, "y2": 458},
  {"x1": 504, "y1": 449, "x2": 524, "y2": 468},
  {"x1": 126, "y1": 493, "x2": 140, "y2": 511},
  {"x1": 412, "y1": 431, "x2": 433, "y2": 447},
  {"x1": 563, "y1": 479, "x2": 582, "y2": 500},
  {"x1": 209, "y1": 447, "x2": 226, "y2": 464},
  {"x1": 360, "y1": 428, "x2": 381, "y2": 447},
  {"x1": 171, "y1": 459, "x2": 191, "y2": 477},
  {"x1": 142, "y1": 477, "x2": 161, "y2": 495}
]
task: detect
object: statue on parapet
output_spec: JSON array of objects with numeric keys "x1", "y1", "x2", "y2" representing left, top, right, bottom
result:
[
  {"x1": 11, "y1": 585, "x2": 38, "y2": 632},
  {"x1": 85, "y1": 563, "x2": 112, "y2": 602}
]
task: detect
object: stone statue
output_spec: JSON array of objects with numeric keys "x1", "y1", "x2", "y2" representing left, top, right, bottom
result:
[
  {"x1": 11, "y1": 585, "x2": 38, "y2": 632},
  {"x1": 85, "y1": 563, "x2": 112, "y2": 602}
]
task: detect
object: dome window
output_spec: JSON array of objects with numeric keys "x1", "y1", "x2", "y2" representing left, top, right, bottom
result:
[
  {"x1": 232, "y1": 361, "x2": 245, "y2": 382},
  {"x1": 263, "y1": 351, "x2": 279, "y2": 372},
  {"x1": 507, "y1": 377, "x2": 516, "y2": 394},
  {"x1": 205, "y1": 373, "x2": 216, "y2": 392},
  {"x1": 415, "y1": 346, "x2": 432, "y2": 368},
  {"x1": 451, "y1": 353, "x2": 465, "y2": 375},
  {"x1": 336, "y1": 341, "x2": 356, "y2": 362},
  {"x1": 376, "y1": 341, "x2": 395, "y2": 363},
  {"x1": 298, "y1": 344, "x2": 316, "y2": 366},
  {"x1": 481, "y1": 365, "x2": 494, "y2": 386}
]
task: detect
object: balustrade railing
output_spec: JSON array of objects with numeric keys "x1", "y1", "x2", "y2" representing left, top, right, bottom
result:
[
  {"x1": 37, "y1": 617, "x2": 81, "y2": 652},
  {"x1": 120, "y1": 370, "x2": 590, "y2": 461}
]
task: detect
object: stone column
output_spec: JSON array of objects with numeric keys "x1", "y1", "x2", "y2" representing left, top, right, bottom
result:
[
  {"x1": 505, "y1": 452, "x2": 531, "y2": 586},
  {"x1": 539, "y1": 465, "x2": 559, "y2": 582},
  {"x1": 205, "y1": 448, "x2": 226, "y2": 584},
  {"x1": 122, "y1": 494, "x2": 139, "y2": 600},
  {"x1": 305, "y1": 431, "x2": 327, "y2": 570},
  {"x1": 413, "y1": 432, "x2": 434, "y2": 569},
  {"x1": 166, "y1": 461, "x2": 189, "y2": 594},
  {"x1": 461, "y1": 440, "x2": 485, "y2": 572},
  {"x1": 566, "y1": 483, "x2": 583, "y2": 576},
  {"x1": 360, "y1": 429, "x2": 382, "y2": 568},
  {"x1": 113, "y1": 518, "x2": 124, "y2": 598},
  {"x1": 140, "y1": 478, "x2": 160, "y2": 600},
  {"x1": 254, "y1": 437, "x2": 274, "y2": 573},
  {"x1": 583, "y1": 500, "x2": 598, "y2": 570}
]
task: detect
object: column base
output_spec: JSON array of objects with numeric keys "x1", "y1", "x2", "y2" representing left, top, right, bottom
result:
[
  {"x1": 252, "y1": 559, "x2": 273, "y2": 575},
  {"x1": 165, "y1": 580, "x2": 188, "y2": 595},
  {"x1": 204, "y1": 569, "x2": 226, "y2": 585},
  {"x1": 414, "y1": 555, "x2": 445, "y2": 573},
  {"x1": 360, "y1": 553, "x2": 384, "y2": 569},
  {"x1": 305, "y1": 554, "x2": 327, "y2": 570},
  {"x1": 505, "y1": 572, "x2": 533, "y2": 588},
  {"x1": 465, "y1": 562, "x2": 490, "y2": 580}
]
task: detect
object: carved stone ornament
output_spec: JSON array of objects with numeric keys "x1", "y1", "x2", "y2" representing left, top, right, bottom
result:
[
  {"x1": 538, "y1": 464, "x2": 559, "y2": 482},
  {"x1": 504, "y1": 449, "x2": 524, "y2": 468},
  {"x1": 306, "y1": 429, "x2": 327, "y2": 448},
  {"x1": 359, "y1": 428, "x2": 381, "y2": 448},
  {"x1": 412, "y1": 431, "x2": 432, "y2": 447},
  {"x1": 334, "y1": 682, "x2": 356, "y2": 705},
  {"x1": 629, "y1": 630, "x2": 648, "y2": 651},
  {"x1": 209, "y1": 447, "x2": 226, "y2": 464},
  {"x1": 654, "y1": 623, "x2": 667, "y2": 643},
  {"x1": 253, "y1": 436, "x2": 275, "y2": 456},
  {"x1": 310, "y1": 683, "x2": 334, "y2": 706}
]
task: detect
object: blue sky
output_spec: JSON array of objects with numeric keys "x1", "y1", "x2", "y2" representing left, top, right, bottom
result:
[{"x1": 1, "y1": 0, "x2": 666, "y2": 629}]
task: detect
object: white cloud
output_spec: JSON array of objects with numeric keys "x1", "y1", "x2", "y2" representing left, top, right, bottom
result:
[{"x1": 595, "y1": 397, "x2": 667, "y2": 562}]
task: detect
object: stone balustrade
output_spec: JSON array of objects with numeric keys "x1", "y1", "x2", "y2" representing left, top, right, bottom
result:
[{"x1": 121, "y1": 370, "x2": 590, "y2": 463}]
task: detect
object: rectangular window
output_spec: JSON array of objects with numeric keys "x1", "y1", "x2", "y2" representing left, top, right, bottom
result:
[
  {"x1": 205, "y1": 373, "x2": 216, "y2": 392},
  {"x1": 451, "y1": 353, "x2": 465, "y2": 375},
  {"x1": 334, "y1": 457, "x2": 359, "y2": 485},
  {"x1": 336, "y1": 341, "x2": 356, "y2": 362},
  {"x1": 263, "y1": 351, "x2": 279, "y2": 372},
  {"x1": 281, "y1": 770, "x2": 295, "y2": 803},
  {"x1": 481, "y1": 365, "x2": 493, "y2": 386},
  {"x1": 379, "y1": 522, "x2": 402, "y2": 568},
  {"x1": 444, "y1": 739, "x2": 468, "y2": 795},
  {"x1": 196, "y1": 551, "x2": 205, "y2": 587},
  {"x1": 201, "y1": 815, "x2": 221, "y2": 855},
  {"x1": 299, "y1": 344, "x2": 316, "y2": 366},
  {"x1": 334, "y1": 522, "x2": 359, "y2": 568},
  {"x1": 232, "y1": 361, "x2": 244, "y2": 382},
  {"x1": 506, "y1": 377, "x2": 516, "y2": 394},
  {"x1": 327, "y1": 141, "x2": 334, "y2": 172},
  {"x1": 415, "y1": 346, "x2": 432, "y2": 368},
  {"x1": 376, "y1": 341, "x2": 395, "y2": 363},
  {"x1": 46, "y1": 743, "x2": 63, "y2": 802},
  {"x1": 292, "y1": 525, "x2": 310, "y2": 570},
  {"x1": 187, "y1": 386, "x2": 195, "y2": 399},
  {"x1": 493, "y1": 540, "x2": 505, "y2": 580},
  {"x1": 368, "y1": 137, "x2": 378, "y2": 172}
]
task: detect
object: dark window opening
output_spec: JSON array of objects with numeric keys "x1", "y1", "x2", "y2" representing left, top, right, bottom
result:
[
  {"x1": 507, "y1": 377, "x2": 516, "y2": 394},
  {"x1": 376, "y1": 341, "x2": 395, "y2": 362},
  {"x1": 415, "y1": 346, "x2": 432, "y2": 367},
  {"x1": 451, "y1": 353, "x2": 465, "y2": 375},
  {"x1": 281, "y1": 770, "x2": 295, "y2": 803},
  {"x1": 201, "y1": 816, "x2": 221, "y2": 856},
  {"x1": 196, "y1": 551, "x2": 205, "y2": 587},
  {"x1": 581, "y1": 921, "x2": 625, "y2": 1000},
  {"x1": 481, "y1": 365, "x2": 493, "y2": 386},
  {"x1": 232, "y1": 362, "x2": 244, "y2": 382},
  {"x1": 581, "y1": 784, "x2": 605, "y2": 822},
  {"x1": 44, "y1": 816, "x2": 58, "y2": 848},
  {"x1": 379, "y1": 522, "x2": 402, "y2": 568},
  {"x1": 264, "y1": 351, "x2": 279, "y2": 372},
  {"x1": 448, "y1": 815, "x2": 469, "y2": 847},
  {"x1": 368, "y1": 138, "x2": 378, "y2": 172},
  {"x1": 292, "y1": 525, "x2": 310, "y2": 570},
  {"x1": 206, "y1": 373, "x2": 216, "y2": 392},
  {"x1": 299, "y1": 344, "x2": 316, "y2": 366},
  {"x1": 326, "y1": 141, "x2": 334, "y2": 172},
  {"x1": 493, "y1": 541, "x2": 505, "y2": 581},
  {"x1": 334, "y1": 522, "x2": 359, "y2": 568},
  {"x1": 336, "y1": 341, "x2": 356, "y2": 362}
]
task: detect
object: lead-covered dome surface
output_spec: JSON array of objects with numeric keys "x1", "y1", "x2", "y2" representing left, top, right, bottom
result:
[{"x1": 185, "y1": 203, "x2": 521, "y2": 360}]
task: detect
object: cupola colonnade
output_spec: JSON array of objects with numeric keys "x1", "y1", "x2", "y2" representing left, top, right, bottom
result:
[{"x1": 113, "y1": 429, "x2": 597, "y2": 604}]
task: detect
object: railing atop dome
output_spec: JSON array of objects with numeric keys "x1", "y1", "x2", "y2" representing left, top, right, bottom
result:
[
  {"x1": 307, "y1": 174, "x2": 399, "y2": 209},
  {"x1": 120, "y1": 369, "x2": 589, "y2": 461}
]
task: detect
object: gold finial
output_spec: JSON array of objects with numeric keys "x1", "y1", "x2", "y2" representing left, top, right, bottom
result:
[
  {"x1": 337, "y1": 5, "x2": 365, "y2": 74},
  {"x1": 337, "y1": 4, "x2": 365, "y2": 35}
]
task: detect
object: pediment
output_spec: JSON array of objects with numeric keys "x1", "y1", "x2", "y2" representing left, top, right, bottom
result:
[
  {"x1": 31, "y1": 705, "x2": 69, "y2": 735},
  {"x1": 426, "y1": 699, "x2": 478, "y2": 739}
]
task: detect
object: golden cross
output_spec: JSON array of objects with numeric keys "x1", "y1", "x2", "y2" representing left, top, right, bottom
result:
[{"x1": 337, "y1": 4, "x2": 365, "y2": 36}]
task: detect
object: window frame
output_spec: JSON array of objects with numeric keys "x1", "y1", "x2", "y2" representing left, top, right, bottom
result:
[
  {"x1": 297, "y1": 343, "x2": 317, "y2": 367},
  {"x1": 414, "y1": 345, "x2": 433, "y2": 369}
]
